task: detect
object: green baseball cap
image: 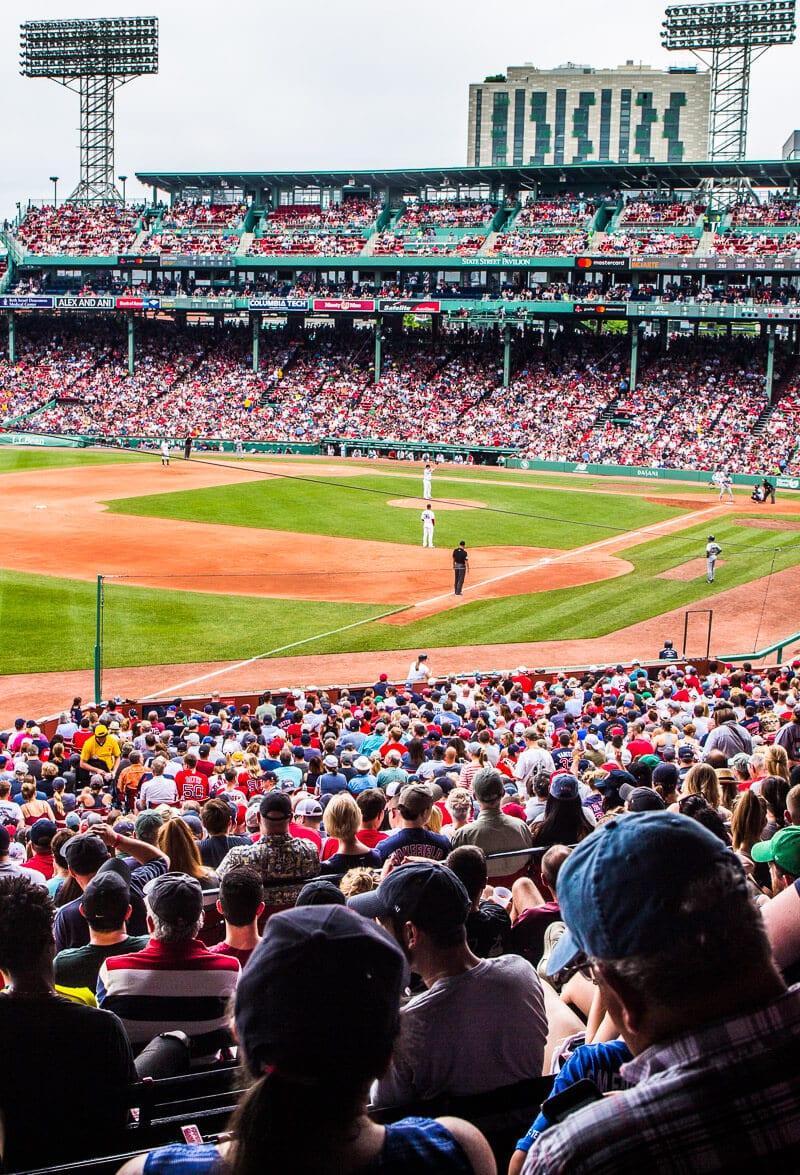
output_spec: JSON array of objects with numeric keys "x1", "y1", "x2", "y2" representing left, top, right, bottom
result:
[{"x1": 752, "y1": 827, "x2": 800, "y2": 875}]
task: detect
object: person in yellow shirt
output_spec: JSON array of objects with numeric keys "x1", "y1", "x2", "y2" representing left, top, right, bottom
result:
[{"x1": 79, "y1": 724, "x2": 121, "y2": 787}]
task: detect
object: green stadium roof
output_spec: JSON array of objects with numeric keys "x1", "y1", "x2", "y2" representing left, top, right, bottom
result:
[{"x1": 135, "y1": 159, "x2": 800, "y2": 194}]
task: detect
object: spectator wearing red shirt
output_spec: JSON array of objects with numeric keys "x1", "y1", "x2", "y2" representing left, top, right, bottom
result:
[
  {"x1": 24, "y1": 818, "x2": 57, "y2": 880},
  {"x1": 175, "y1": 753, "x2": 211, "y2": 804},
  {"x1": 290, "y1": 795, "x2": 323, "y2": 850}
]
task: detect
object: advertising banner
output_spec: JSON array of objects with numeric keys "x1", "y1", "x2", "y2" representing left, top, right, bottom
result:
[
  {"x1": 115, "y1": 297, "x2": 161, "y2": 310},
  {"x1": 249, "y1": 297, "x2": 309, "y2": 312},
  {"x1": 55, "y1": 295, "x2": 115, "y2": 310},
  {"x1": 378, "y1": 299, "x2": 441, "y2": 313},
  {"x1": 312, "y1": 298, "x2": 375, "y2": 312},
  {"x1": 0, "y1": 295, "x2": 54, "y2": 309}
]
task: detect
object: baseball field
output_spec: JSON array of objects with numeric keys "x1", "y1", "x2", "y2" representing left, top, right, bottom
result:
[{"x1": 2, "y1": 446, "x2": 800, "y2": 721}]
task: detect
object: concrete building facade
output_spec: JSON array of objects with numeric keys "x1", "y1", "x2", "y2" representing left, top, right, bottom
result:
[{"x1": 468, "y1": 62, "x2": 711, "y2": 168}]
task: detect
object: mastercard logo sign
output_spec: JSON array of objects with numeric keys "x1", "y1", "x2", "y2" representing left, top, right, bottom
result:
[{"x1": 576, "y1": 257, "x2": 594, "y2": 269}]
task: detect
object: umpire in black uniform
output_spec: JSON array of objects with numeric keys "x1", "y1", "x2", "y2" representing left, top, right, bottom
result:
[{"x1": 452, "y1": 541, "x2": 469, "y2": 595}]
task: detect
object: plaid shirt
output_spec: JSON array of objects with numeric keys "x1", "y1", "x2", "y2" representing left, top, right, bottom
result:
[
  {"x1": 523, "y1": 985, "x2": 800, "y2": 1174},
  {"x1": 216, "y1": 833, "x2": 319, "y2": 906}
]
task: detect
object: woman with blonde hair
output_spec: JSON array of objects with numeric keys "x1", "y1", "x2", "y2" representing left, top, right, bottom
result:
[
  {"x1": 459, "y1": 745, "x2": 487, "y2": 790},
  {"x1": 157, "y1": 817, "x2": 217, "y2": 889},
  {"x1": 445, "y1": 788, "x2": 473, "y2": 838},
  {"x1": 764, "y1": 743, "x2": 790, "y2": 784},
  {"x1": 426, "y1": 804, "x2": 443, "y2": 834},
  {"x1": 681, "y1": 763, "x2": 730, "y2": 818},
  {"x1": 320, "y1": 794, "x2": 381, "y2": 875}
]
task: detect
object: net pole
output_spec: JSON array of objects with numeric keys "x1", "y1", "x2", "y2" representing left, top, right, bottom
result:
[{"x1": 93, "y1": 574, "x2": 104, "y2": 705}]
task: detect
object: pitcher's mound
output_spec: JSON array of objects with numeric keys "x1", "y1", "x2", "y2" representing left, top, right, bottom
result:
[{"x1": 387, "y1": 497, "x2": 488, "y2": 511}]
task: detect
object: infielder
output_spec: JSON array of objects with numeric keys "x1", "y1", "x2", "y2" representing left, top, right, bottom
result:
[
  {"x1": 421, "y1": 503, "x2": 436, "y2": 548},
  {"x1": 713, "y1": 470, "x2": 734, "y2": 503},
  {"x1": 234, "y1": 438, "x2": 244, "y2": 458},
  {"x1": 706, "y1": 534, "x2": 722, "y2": 583},
  {"x1": 160, "y1": 440, "x2": 170, "y2": 467},
  {"x1": 422, "y1": 462, "x2": 432, "y2": 500}
]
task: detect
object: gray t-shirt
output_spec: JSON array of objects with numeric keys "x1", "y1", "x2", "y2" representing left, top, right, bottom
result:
[{"x1": 373, "y1": 954, "x2": 547, "y2": 1106}]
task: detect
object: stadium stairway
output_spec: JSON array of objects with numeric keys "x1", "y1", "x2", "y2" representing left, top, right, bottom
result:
[
  {"x1": 131, "y1": 229, "x2": 151, "y2": 251},
  {"x1": 480, "y1": 230, "x2": 499, "y2": 254},
  {"x1": 590, "y1": 231, "x2": 607, "y2": 252},
  {"x1": 237, "y1": 232, "x2": 255, "y2": 255},
  {"x1": 696, "y1": 229, "x2": 717, "y2": 255}
]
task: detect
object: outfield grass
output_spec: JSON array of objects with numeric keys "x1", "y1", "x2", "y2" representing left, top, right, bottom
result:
[
  {"x1": 0, "y1": 449, "x2": 150, "y2": 474},
  {"x1": 0, "y1": 569, "x2": 383, "y2": 675},
  {"x1": 1, "y1": 514, "x2": 797, "y2": 674},
  {"x1": 106, "y1": 475, "x2": 684, "y2": 551}
]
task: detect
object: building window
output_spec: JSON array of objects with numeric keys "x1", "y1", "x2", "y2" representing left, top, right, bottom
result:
[
  {"x1": 513, "y1": 88, "x2": 526, "y2": 166},
  {"x1": 599, "y1": 89, "x2": 612, "y2": 160},
  {"x1": 554, "y1": 88, "x2": 567, "y2": 165},
  {"x1": 618, "y1": 88, "x2": 632, "y2": 163},
  {"x1": 492, "y1": 91, "x2": 509, "y2": 166},
  {"x1": 529, "y1": 91, "x2": 550, "y2": 163},
  {"x1": 474, "y1": 88, "x2": 483, "y2": 166},
  {"x1": 572, "y1": 91, "x2": 596, "y2": 163},
  {"x1": 634, "y1": 92, "x2": 658, "y2": 163},
  {"x1": 663, "y1": 91, "x2": 687, "y2": 162}
]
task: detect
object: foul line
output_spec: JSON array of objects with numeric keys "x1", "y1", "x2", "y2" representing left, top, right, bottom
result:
[
  {"x1": 137, "y1": 603, "x2": 411, "y2": 701},
  {"x1": 407, "y1": 504, "x2": 726, "y2": 610}
]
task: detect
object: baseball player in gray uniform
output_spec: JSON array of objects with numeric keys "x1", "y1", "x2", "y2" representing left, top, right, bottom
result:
[{"x1": 706, "y1": 535, "x2": 722, "y2": 583}]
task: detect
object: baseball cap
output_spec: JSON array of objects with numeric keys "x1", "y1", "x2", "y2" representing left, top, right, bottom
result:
[
  {"x1": 678, "y1": 746, "x2": 695, "y2": 761},
  {"x1": 135, "y1": 811, "x2": 163, "y2": 839},
  {"x1": 0, "y1": 827, "x2": 10, "y2": 855},
  {"x1": 62, "y1": 833, "x2": 110, "y2": 874},
  {"x1": 348, "y1": 861, "x2": 469, "y2": 944},
  {"x1": 550, "y1": 774, "x2": 580, "y2": 800},
  {"x1": 752, "y1": 827, "x2": 800, "y2": 875},
  {"x1": 294, "y1": 796, "x2": 323, "y2": 818},
  {"x1": 295, "y1": 878, "x2": 347, "y2": 907},
  {"x1": 323, "y1": 755, "x2": 339, "y2": 770},
  {"x1": 29, "y1": 818, "x2": 58, "y2": 846},
  {"x1": 260, "y1": 791, "x2": 292, "y2": 820},
  {"x1": 144, "y1": 872, "x2": 203, "y2": 926},
  {"x1": 547, "y1": 813, "x2": 736, "y2": 976},
  {"x1": 235, "y1": 907, "x2": 406, "y2": 1076},
  {"x1": 396, "y1": 784, "x2": 435, "y2": 818},
  {"x1": 94, "y1": 724, "x2": 108, "y2": 736},
  {"x1": 626, "y1": 787, "x2": 667, "y2": 813},
  {"x1": 82, "y1": 871, "x2": 131, "y2": 929},
  {"x1": 472, "y1": 768, "x2": 506, "y2": 804}
]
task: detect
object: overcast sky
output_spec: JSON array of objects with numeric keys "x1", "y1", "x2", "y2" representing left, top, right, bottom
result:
[{"x1": 2, "y1": 0, "x2": 799, "y2": 217}]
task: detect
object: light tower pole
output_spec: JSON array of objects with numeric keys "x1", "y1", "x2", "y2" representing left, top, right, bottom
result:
[
  {"x1": 49, "y1": 175, "x2": 58, "y2": 207},
  {"x1": 662, "y1": 1, "x2": 796, "y2": 204},
  {"x1": 20, "y1": 18, "x2": 158, "y2": 203}
]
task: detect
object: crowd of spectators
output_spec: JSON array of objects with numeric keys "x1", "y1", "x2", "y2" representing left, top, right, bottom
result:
[
  {"x1": 6, "y1": 322, "x2": 796, "y2": 473},
  {"x1": 514, "y1": 196, "x2": 595, "y2": 227},
  {"x1": 399, "y1": 200, "x2": 496, "y2": 227},
  {"x1": 141, "y1": 231, "x2": 240, "y2": 256},
  {"x1": 247, "y1": 231, "x2": 367, "y2": 256},
  {"x1": 731, "y1": 199, "x2": 800, "y2": 227},
  {"x1": 599, "y1": 230, "x2": 698, "y2": 255},
  {"x1": 159, "y1": 201, "x2": 247, "y2": 229},
  {"x1": 265, "y1": 200, "x2": 382, "y2": 229},
  {"x1": 707, "y1": 233, "x2": 800, "y2": 257},
  {"x1": 15, "y1": 204, "x2": 142, "y2": 256},
  {"x1": 491, "y1": 232, "x2": 589, "y2": 257},
  {"x1": 618, "y1": 200, "x2": 700, "y2": 226},
  {"x1": 3, "y1": 655, "x2": 800, "y2": 1171}
]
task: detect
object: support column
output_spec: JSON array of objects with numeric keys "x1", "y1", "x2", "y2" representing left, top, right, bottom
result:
[
  {"x1": 6, "y1": 311, "x2": 15, "y2": 364},
  {"x1": 629, "y1": 320, "x2": 639, "y2": 393},
  {"x1": 659, "y1": 318, "x2": 668, "y2": 352},
  {"x1": 766, "y1": 325, "x2": 776, "y2": 404},
  {"x1": 251, "y1": 312, "x2": 261, "y2": 373},
  {"x1": 374, "y1": 315, "x2": 383, "y2": 384},
  {"x1": 503, "y1": 325, "x2": 511, "y2": 388},
  {"x1": 127, "y1": 312, "x2": 135, "y2": 376}
]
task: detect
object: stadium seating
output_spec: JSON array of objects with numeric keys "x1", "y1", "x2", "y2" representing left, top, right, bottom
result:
[{"x1": 14, "y1": 204, "x2": 142, "y2": 256}]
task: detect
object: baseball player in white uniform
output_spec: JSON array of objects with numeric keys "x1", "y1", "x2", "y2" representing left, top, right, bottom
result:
[
  {"x1": 421, "y1": 503, "x2": 436, "y2": 548},
  {"x1": 160, "y1": 440, "x2": 170, "y2": 467},
  {"x1": 422, "y1": 462, "x2": 433, "y2": 500}
]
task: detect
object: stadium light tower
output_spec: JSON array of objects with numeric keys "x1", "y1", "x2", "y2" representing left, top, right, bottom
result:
[
  {"x1": 20, "y1": 18, "x2": 158, "y2": 203},
  {"x1": 662, "y1": 1, "x2": 796, "y2": 162}
]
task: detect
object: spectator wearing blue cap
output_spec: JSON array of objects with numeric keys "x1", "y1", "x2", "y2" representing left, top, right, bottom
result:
[{"x1": 523, "y1": 813, "x2": 800, "y2": 1173}]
